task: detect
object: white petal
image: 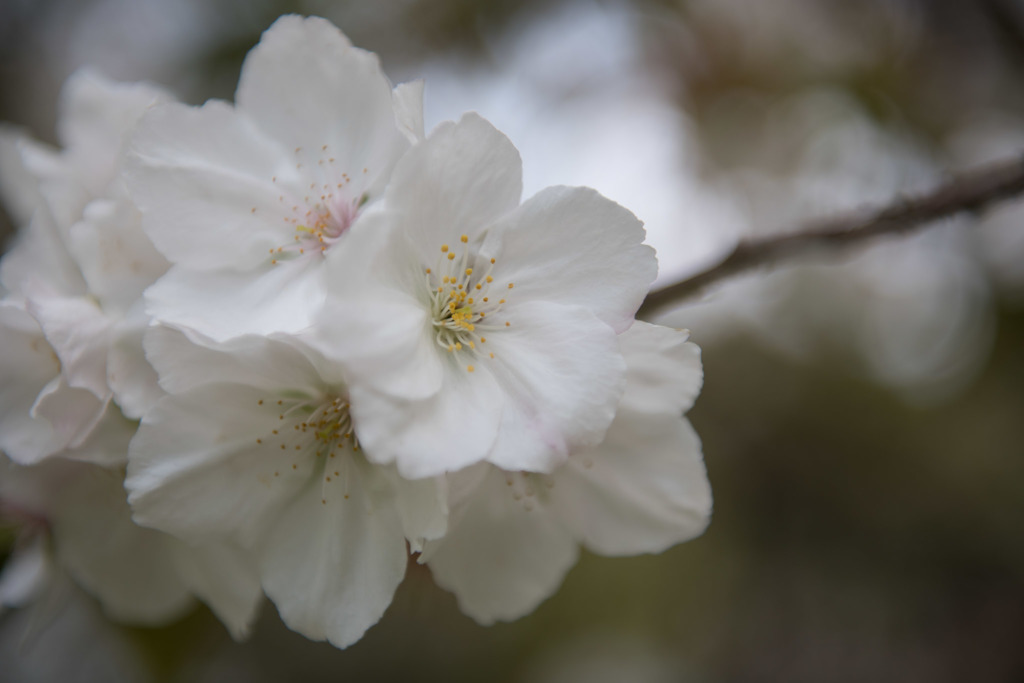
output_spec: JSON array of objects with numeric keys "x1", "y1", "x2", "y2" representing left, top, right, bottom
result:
[
  {"x1": 126, "y1": 100, "x2": 297, "y2": 271},
  {"x1": 0, "y1": 208, "x2": 86, "y2": 299},
  {"x1": 0, "y1": 126, "x2": 42, "y2": 225},
  {"x1": 26, "y1": 294, "x2": 111, "y2": 400},
  {"x1": 618, "y1": 321, "x2": 703, "y2": 416},
  {"x1": 51, "y1": 463, "x2": 194, "y2": 625},
  {"x1": 127, "y1": 383, "x2": 316, "y2": 545},
  {"x1": 29, "y1": 376, "x2": 108, "y2": 462},
  {"x1": 484, "y1": 301, "x2": 626, "y2": 473},
  {"x1": 236, "y1": 15, "x2": 409, "y2": 206},
  {"x1": 422, "y1": 464, "x2": 578, "y2": 624},
  {"x1": 484, "y1": 186, "x2": 657, "y2": 333},
  {"x1": 107, "y1": 309, "x2": 164, "y2": 419},
  {"x1": 311, "y1": 291, "x2": 442, "y2": 400},
  {"x1": 168, "y1": 540, "x2": 263, "y2": 641},
  {"x1": 385, "y1": 113, "x2": 522, "y2": 264},
  {"x1": 392, "y1": 80, "x2": 425, "y2": 143},
  {"x1": 0, "y1": 303, "x2": 65, "y2": 462},
  {"x1": 259, "y1": 457, "x2": 407, "y2": 649},
  {"x1": 550, "y1": 412, "x2": 711, "y2": 556},
  {"x1": 59, "y1": 400, "x2": 136, "y2": 468},
  {"x1": 57, "y1": 69, "x2": 172, "y2": 195},
  {"x1": 0, "y1": 535, "x2": 52, "y2": 608},
  {"x1": 68, "y1": 198, "x2": 168, "y2": 316},
  {"x1": 348, "y1": 364, "x2": 503, "y2": 479},
  {"x1": 390, "y1": 471, "x2": 448, "y2": 552},
  {"x1": 312, "y1": 214, "x2": 444, "y2": 400},
  {"x1": 143, "y1": 258, "x2": 326, "y2": 341},
  {"x1": 143, "y1": 325, "x2": 328, "y2": 395}
]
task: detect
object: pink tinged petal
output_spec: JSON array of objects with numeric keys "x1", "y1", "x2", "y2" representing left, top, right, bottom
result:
[
  {"x1": 68, "y1": 198, "x2": 168, "y2": 315},
  {"x1": 259, "y1": 457, "x2": 407, "y2": 649},
  {"x1": 143, "y1": 325, "x2": 328, "y2": 396},
  {"x1": 0, "y1": 535, "x2": 52, "y2": 608},
  {"x1": 348, "y1": 364, "x2": 503, "y2": 479},
  {"x1": 51, "y1": 464, "x2": 194, "y2": 626},
  {"x1": 236, "y1": 15, "x2": 408, "y2": 204},
  {"x1": 57, "y1": 70, "x2": 172, "y2": 195},
  {"x1": 168, "y1": 541, "x2": 263, "y2": 641},
  {"x1": 484, "y1": 301, "x2": 626, "y2": 473},
  {"x1": 551, "y1": 413, "x2": 711, "y2": 557},
  {"x1": 126, "y1": 100, "x2": 297, "y2": 271},
  {"x1": 27, "y1": 294, "x2": 112, "y2": 400},
  {"x1": 143, "y1": 258, "x2": 326, "y2": 341},
  {"x1": 618, "y1": 321, "x2": 703, "y2": 416},
  {"x1": 485, "y1": 186, "x2": 657, "y2": 333},
  {"x1": 422, "y1": 464, "x2": 578, "y2": 625},
  {"x1": 392, "y1": 80, "x2": 425, "y2": 143},
  {"x1": 0, "y1": 304, "x2": 66, "y2": 462},
  {"x1": 126, "y1": 384, "x2": 316, "y2": 546},
  {"x1": 385, "y1": 113, "x2": 523, "y2": 264}
]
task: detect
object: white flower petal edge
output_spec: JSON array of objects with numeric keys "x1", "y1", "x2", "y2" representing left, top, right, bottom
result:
[
  {"x1": 126, "y1": 15, "x2": 419, "y2": 341},
  {"x1": 420, "y1": 322, "x2": 711, "y2": 623},
  {"x1": 420, "y1": 463, "x2": 580, "y2": 625},
  {"x1": 127, "y1": 330, "x2": 446, "y2": 647},
  {"x1": 0, "y1": 456, "x2": 262, "y2": 635},
  {"x1": 310, "y1": 113, "x2": 656, "y2": 478}
]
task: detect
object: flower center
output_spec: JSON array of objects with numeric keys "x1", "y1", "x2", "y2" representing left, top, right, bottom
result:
[
  {"x1": 255, "y1": 393, "x2": 360, "y2": 504},
  {"x1": 263, "y1": 145, "x2": 371, "y2": 265},
  {"x1": 424, "y1": 234, "x2": 514, "y2": 372},
  {"x1": 503, "y1": 471, "x2": 556, "y2": 512}
]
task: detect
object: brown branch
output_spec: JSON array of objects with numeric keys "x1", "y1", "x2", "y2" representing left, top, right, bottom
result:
[{"x1": 638, "y1": 153, "x2": 1024, "y2": 318}]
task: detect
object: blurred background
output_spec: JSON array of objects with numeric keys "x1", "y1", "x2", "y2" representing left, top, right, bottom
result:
[{"x1": 2, "y1": 0, "x2": 1024, "y2": 681}]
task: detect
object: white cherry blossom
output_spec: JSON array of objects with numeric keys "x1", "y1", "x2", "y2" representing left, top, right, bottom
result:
[
  {"x1": 126, "y1": 327, "x2": 447, "y2": 649},
  {"x1": 0, "y1": 454, "x2": 262, "y2": 638},
  {"x1": 0, "y1": 71, "x2": 171, "y2": 463},
  {"x1": 419, "y1": 322, "x2": 711, "y2": 624},
  {"x1": 309, "y1": 113, "x2": 659, "y2": 479},
  {"x1": 125, "y1": 15, "x2": 424, "y2": 342}
]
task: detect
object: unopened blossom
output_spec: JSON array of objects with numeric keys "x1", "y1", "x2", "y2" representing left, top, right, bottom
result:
[
  {"x1": 125, "y1": 15, "x2": 424, "y2": 342},
  {"x1": 126, "y1": 327, "x2": 446, "y2": 648},
  {"x1": 420, "y1": 322, "x2": 711, "y2": 623},
  {"x1": 0, "y1": 71, "x2": 171, "y2": 463},
  {"x1": 309, "y1": 113, "x2": 658, "y2": 479},
  {"x1": 0, "y1": 454, "x2": 262, "y2": 638}
]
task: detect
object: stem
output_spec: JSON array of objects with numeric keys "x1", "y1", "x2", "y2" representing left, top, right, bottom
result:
[{"x1": 638, "y1": 153, "x2": 1024, "y2": 317}]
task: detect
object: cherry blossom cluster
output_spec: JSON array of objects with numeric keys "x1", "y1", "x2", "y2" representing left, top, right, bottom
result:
[{"x1": 0, "y1": 15, "x2": 711, "y2": 648}]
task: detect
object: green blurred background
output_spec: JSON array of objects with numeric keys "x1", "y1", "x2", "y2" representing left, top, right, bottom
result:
[{"x1": 2, "y1": 1, "x2": 1023, "y2": 681}]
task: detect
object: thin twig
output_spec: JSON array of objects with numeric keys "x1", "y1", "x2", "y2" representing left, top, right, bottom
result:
[{"x1": 638, "y1": 153, "x2": 1024, "y2": 317}]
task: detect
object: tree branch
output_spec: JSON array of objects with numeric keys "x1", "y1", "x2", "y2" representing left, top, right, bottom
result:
[{"x1": 638, "y1": 153, "x2": 1024, "y2": 318}]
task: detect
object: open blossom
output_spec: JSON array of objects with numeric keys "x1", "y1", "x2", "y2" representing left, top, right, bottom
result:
[
  {"x1": 309, "y1": 113, "x2": 658, "y2": 479},
  {"x1": 0, "y1": 454, "x2": 262, "y2": 638},
  {"x1": 125, "y1": 15, "x2": 424, "y2": 342},
  {"x1": 126, "y1": 327, "x2": 447, "y2": 648},
  {"x1": 419, "y1": 322, "x2": 711, "y2": 623},
  {"x1": 0, "y1": 71, "x2": 171, "y2": 464}
]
